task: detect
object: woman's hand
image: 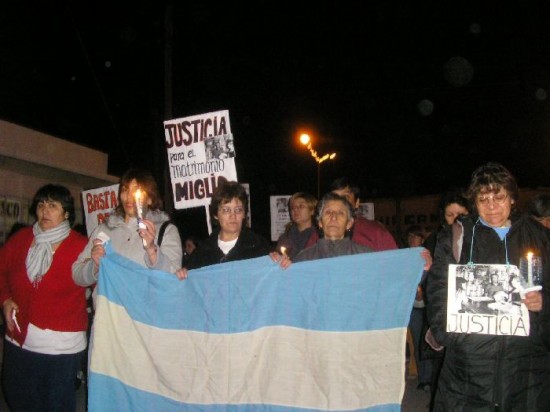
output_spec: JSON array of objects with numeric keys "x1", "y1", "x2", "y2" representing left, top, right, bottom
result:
[
  {"x1": 523, "y1": 290, "x2": 543, "y2": 312},
  {"x1": 139, "y1": 218, "x2": 156, "y2": 249},
  {"x1": 91, "y1": 239, "x2": 106, "y2": 273},
  {"x1": 175, "y1": 268, "x2": 189, "y2": 280},
  {"x1": 420, "y1": 248, "x2": 432, "y2": 271},
  {"x1": 2, "y1": 298, "x2": 18, "y2": 333},
  {"x1": 269, "y1": 252, "x2": 292, "y2": 270}
]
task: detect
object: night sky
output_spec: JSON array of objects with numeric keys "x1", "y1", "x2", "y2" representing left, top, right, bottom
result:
[{"x1": 2, "y1": 2, "x2": 550, "y2": 238}]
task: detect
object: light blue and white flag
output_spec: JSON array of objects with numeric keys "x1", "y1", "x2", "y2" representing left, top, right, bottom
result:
[{"x1": 88, "y1": 245, "x2": 424, "y2": 412}]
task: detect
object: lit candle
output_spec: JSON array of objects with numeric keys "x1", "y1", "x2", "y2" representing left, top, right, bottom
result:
[
  {"x1": 134, "y1": 189, "x2": 144, "y2": 219},
  {"x1": 280, "y1": 246, "x2": 287, "y2": 258},
  {"x1": 527, "y1": 251, "x2": 533, "y2": 287},
  {"x1": 134, "y1": 189, "x2": 147, "y2": 247}
]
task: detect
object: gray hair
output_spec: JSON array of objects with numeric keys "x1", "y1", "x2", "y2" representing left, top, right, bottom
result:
[{"x1": 316, "y1": 192, "x2": 355, "y2": 223}]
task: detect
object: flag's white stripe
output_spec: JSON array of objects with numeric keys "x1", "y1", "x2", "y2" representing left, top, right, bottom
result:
[{"x1": 91, "y1": 296, "x2": 406, "y2": 411}]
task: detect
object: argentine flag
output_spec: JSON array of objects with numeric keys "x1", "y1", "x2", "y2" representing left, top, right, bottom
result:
[{"x1": 88, "y1": 245, "x2": 424, "y2": 411}]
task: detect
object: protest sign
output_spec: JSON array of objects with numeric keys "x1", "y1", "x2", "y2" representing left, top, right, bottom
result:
[
  {"x1": 164, "y1": 110, "x2": 238, "y2": 209},
  {"x1": 82, "y1": 184, "x2": 119, "y2": 236},
  {"x1": 446, "y1": 264, "x2": 530, "y2": 336},
  {"x1": 270, "y1": 195, "x2": 291, "y2": 241}
]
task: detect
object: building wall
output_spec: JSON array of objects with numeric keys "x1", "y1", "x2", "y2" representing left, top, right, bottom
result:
[
  {"x1": 0, "y1": 120, "x2": 118, "y2": 244},
  {"x1": 370, "y1": 188, "x2": 550, "y2": 246}
]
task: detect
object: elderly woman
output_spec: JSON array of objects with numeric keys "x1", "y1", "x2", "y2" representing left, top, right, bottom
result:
[
  {"x1": 0, "y1": 184, "x2": 88, "y2": 411},
  {"x1": 427, "y1": 162, "x2": 550, "y2": 410},
  {"x1": 73, "y1": 169, "x2": 182, "y2": 297},
  {"x1": 275, "y1": 192, "x2": 318, "y2": 260},
  {"x1": 181, "y1": 181, "x2": 271, "y2": 271},
  {"x1": 292, "y1": 192, "x2": 373, "y2": 262}
]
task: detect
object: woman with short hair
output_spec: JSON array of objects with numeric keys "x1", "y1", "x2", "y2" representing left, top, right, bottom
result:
[
  {"x1": 0, "y1": 184, "x2": 88, "y2": 411},
  {"x1": 427, "y1": 162, "x2": 550, "y2": 410}
]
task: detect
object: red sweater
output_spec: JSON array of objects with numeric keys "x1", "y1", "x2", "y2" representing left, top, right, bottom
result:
[
  {"x1": 0, "y1": 227, "x2": 88, "y2": 346},
  {"x1": 305, "y1": 215, "x2": 398, "y2": 251}
]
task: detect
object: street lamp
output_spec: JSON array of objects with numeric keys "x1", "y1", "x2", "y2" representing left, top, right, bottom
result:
[{"x1": 299, "y1": 133, "x2": 336, "y2": 198}]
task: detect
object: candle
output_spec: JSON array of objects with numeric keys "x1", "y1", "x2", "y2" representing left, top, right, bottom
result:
[
  {"x1": 527, "y1": 252, "x2": 533, "y2": 287},
  {"x1": 134, "y1": 189, "x2": 144, "y2": 219},
  {"x1": 280, "y1": 246, "x2": 287, "y2": 258},
  {"x1": 134, "y1": 189, "x2": 147, "y2": 247}
]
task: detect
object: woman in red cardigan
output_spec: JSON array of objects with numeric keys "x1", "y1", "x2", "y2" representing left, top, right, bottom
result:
[{"x1": 0, "y1": 184, "x2": 88, "y2": 412}]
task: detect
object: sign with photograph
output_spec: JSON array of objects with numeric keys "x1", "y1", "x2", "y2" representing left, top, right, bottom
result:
[
  {"x1": 270, "y1": 195, "x2": 291, "y2": 242},
  {"x1": 446, "y1": 264, "x2": 530, "y2": 337},
  {"x1": 82, "y1": 184, "x2": 119, "y2": 236},
  {"x1": 357, "y1": 202, "x2": 375, "y2": 220},
  {"x1": 164, "y1": 110, "x2": 238, "y2": 209}
]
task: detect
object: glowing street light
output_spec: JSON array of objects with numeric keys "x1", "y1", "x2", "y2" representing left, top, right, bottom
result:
[{"x1": 299, "y1": 133, "x2": 336, "y2": 198}]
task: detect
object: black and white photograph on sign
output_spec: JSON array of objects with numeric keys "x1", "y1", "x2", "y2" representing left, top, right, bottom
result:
[
  {"x1": 205, "y1": 134, "x2": 235, "y2": 160},
  {"x1": 447, "y1": 264, "x2": 530, "y2": 336},
  {"x1": 357, "y1": 203, "x2": 374, "y2": 220},
  {"x1": 270, "y1": 195, "x2": 291, "y2": 242}
]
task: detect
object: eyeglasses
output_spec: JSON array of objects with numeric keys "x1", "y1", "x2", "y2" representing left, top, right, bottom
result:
[
  {"x1": 477, "y1": 193, "x2": 509, "y2": 205},
  {"x1": 291, "y1": 204, "x2": 308, "y2": 211},
  {"x1": 219, "y1": 206, "x2": 244, "y2": 215}
]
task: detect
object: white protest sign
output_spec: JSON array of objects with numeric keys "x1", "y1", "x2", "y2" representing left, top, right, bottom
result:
[
  {"x1": 270, "y1": 195, "x2": 291, "y2": 242},
  {"x1": 357, "y1": 202, "x2": 375, "y2": 220},
  {"x1": 164, "y1": 110, "x2": 238, "y2": 209},
  {"x1": 82, "y1": 184, "x2": 119, "y2": 236}
]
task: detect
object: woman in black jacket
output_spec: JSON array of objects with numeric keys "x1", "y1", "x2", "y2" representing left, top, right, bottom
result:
[
  {"x1": 427, "y1": 162, "x2": 550, "y2": 411},
  {"x1": 182, "y1": 181, "x2": 271, "y2": 270}
]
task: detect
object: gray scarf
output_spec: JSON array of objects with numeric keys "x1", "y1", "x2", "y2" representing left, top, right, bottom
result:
[{"x1": 25, "y1": 220, "x2": 71, "y2": 286}]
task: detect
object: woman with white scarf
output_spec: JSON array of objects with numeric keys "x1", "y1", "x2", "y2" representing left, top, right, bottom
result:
[{"x1": 0, "y1": 184, "x2": 88, "y2": 411}]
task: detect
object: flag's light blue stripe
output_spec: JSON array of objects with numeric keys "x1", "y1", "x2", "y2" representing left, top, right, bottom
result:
[
  {"x1": 89, "y1": 373, "x2": 401, "y2": 412},
  {"x1": 98, "y1": 245, "x2": 424, "y2": 334}
]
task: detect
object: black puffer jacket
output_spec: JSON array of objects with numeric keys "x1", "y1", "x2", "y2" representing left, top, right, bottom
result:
[
  {"x1": 427, "y1": 213, "x2": 550, "y2": 411},
  {"x1": 185, "y1": 226, "x2": 271, "y2": 270}
]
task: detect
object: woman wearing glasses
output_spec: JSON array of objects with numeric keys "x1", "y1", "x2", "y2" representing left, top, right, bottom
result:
[
  {"x1": 181, "y1": 181, "x2": 271, "y2": 270},
  {"x1": 427, "y1": 162, "x2": 550, "y2": 410}
]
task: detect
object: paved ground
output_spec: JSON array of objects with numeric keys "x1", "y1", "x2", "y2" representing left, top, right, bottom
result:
[{"x1": 0, "y1": 336, "x2": 430, "y2": 411}]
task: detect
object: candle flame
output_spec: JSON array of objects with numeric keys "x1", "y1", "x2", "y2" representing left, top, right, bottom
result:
[
  {"x1": 280, "y1": 246, "x2": 287, "y2": 257},
  {"x1": 134, "y1": 189, "x2": 142, "y2": 202},
  {"x1": 527, "y1": 251, "x2": 533, "y2": 259}
]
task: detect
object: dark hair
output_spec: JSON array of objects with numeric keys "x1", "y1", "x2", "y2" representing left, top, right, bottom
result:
[
  {"x1": 529, "y1": 194, "x2": 550, "y2": 219},
  {"x1": 209, "y1": 181, "x2": 248, "y2": 225},
  {"x1": 407, "y1": 224, "x2": 426, "y2": 239},
  {"x1": 330, "y1": 177, "x2": 360, "y2": 200},
  {"x1": 316, "y1": 192, "x2": 354, "y2": 223},
  {"x1": 467, "y1": 162, "x2": 518, "y2": 212},
  {"x1": 438, "y1": 190, "x2": 469, "y2": 225},
  {"x1": 30, "y1": 184, "x2": 76, "y2": 225},
  {"x1": 184, "y1": 235, "x2": 200, "y2": 248},
  {"x1": 115, "y1": 169, "x2": 163, "y2": 216}
]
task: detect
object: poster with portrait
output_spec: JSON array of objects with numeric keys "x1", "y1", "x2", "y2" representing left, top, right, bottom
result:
[
  {"x1": 82, "y1": 184, "x2": 119, "y2": 236},
  {"x1": 357, "y1": 202, "x2": 375, "y2": 220},
  {"x1": 270, "y1": 195, "x2": 291, "y2": 242},
  {"x1": 446, "y1": 264, "x2": 530, "y2": 336},
  {"x1": 164, "y1": 110, "x2": 238, "y2": 209}
]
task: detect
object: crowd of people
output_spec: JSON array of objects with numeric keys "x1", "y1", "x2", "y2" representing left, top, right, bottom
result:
[{"x1": 1, "y1": 162, "x2": 550, "y2": 411}]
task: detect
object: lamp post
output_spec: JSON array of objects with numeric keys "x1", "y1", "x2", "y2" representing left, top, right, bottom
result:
[{"x1": 299, "y1": 133, "x2": 336, "y2": 198}]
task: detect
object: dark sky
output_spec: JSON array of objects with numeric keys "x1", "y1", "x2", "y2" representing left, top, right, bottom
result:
[{"x1": 2, "y1": 1, "x2": 550, "y2": 237}]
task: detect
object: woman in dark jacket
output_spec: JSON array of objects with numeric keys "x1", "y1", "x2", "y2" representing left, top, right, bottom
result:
[
  {"x1": 183, "y1": 181, "x2": 271, "y2": 270},
  {"x1": 427, "y1": 162, "x2": 550, "y2": 411}
]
